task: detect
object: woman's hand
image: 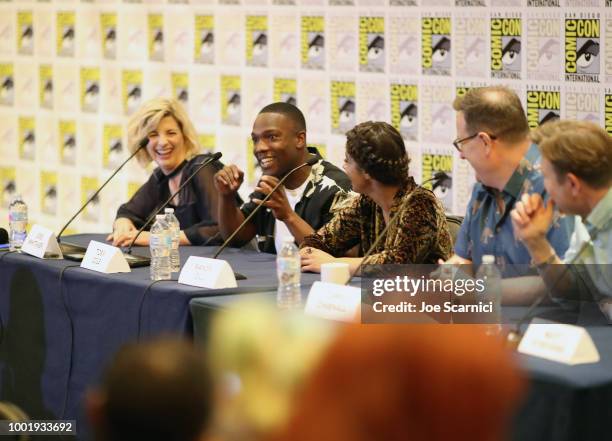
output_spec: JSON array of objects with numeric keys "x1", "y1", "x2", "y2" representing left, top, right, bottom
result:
[
  {"x1": 299, "y1": 247, "x2": 335, "y2": 273},
  {"x1": 106, "y1": 218, "x2": 150, "y2": 247}
]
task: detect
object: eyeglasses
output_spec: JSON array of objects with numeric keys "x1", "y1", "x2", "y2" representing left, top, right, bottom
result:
[{"x1": 452, "y1": 132, "x2": 497, "y2": 152}]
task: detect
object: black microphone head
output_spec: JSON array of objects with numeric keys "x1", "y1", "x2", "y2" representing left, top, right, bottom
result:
[
  {"x1": 138, "y1": 137, "x2": 149, "y2": 149},
  {"x1": 0, "y1": 228, "x2": 8, "y2": 245},
  {"x1": 306, "y1": 157, "x2": 319, "y2": 166},
  {"x1": 211, "y1": 151, "x2": 222, "y2": 161}
]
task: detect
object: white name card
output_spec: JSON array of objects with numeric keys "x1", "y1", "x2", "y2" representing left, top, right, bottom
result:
[
  {"x1": 80, "y1": 240, "x2": 131, "y2": 274},
  {"x1": 305, "y1": 281, "x2": 361, "y2": 322},
  {"x1": 22, "y1": 224, "x2": 63, "y2": 259},
  {"x1": 178, "y1": 256, "x2": 237, "y2": 289},
  {"x1": 518, "y1": 319, "x2": 600, "y2": 365}
]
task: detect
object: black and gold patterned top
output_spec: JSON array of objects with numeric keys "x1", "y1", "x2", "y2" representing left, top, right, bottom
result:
[{"x1": 302, "y1": 177, "x2": 452, "y2": 265}]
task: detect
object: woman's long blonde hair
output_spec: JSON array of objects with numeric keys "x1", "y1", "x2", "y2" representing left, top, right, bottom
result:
[{"x1": 127, "y1": 97, "x2": 201, "y2": 167}]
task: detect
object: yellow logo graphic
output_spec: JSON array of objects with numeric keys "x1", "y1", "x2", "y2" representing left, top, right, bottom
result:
[
  {"x1": 59, "y1": 120, "x2": 77, "y2": 165},
  {"x1": 301, "y1": 16, "x2": 325, "y2": 69},
  {"x1": 103, "y1": 124, "x2": 123, "y2": 169},
  {"x1": 273, "y1": 78, "x2": 297, "y2": 105},
  {"x1": 56, "y1": 12, "x2": 76, "y2": 57},
  {"x1": 330, "y1": 81, "x2": 356, "y2": 134},
  {"x1": 605, "y1": 94, "x2": 612, "y2": 135},
  {"x1": 526, "y1": 90, "x2": 560, "y2": 128},
  {"x1": 565, "y1": 18, "x2": 600, "y2": 82},
  {"x1": 422, "y1": 17, "x2": 451, "y2": 75},
  {"x1": 41, "y1": 171, "x2": 58, "y2": 215},
  {"x1": 19, "y1": 117, "x2": 35, "y2": 161},
  {"x1": 221, "y1": 75, "x2": 241, "y2": 126},
  {"x1": 246, "y1": 16, "x2": 268, "y2": 67},
  {"x1": 195, "y1": 15, "x2": 214, "y2": 63},
  {"x1": 359, "y1": 17, "x2": 385, "y2": 73},
  {"x1": 390, "y1": 84, "x2": 418, "y2": 140},
  {"x1": 491, "y1": 18, "x2": 521, "y2": 79}
]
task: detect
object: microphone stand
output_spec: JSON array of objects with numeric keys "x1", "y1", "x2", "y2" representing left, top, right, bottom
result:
[{"x1": 57, "y1": 138, "x2": 148, "y2": 242}]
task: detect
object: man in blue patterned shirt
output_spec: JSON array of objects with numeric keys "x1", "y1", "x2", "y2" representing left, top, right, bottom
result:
[{"x1": 443, "y1": 86, "x2": 572, "y2": 271}]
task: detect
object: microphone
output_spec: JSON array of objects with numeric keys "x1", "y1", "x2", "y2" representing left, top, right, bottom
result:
[
  {"x1": 213, "y1": 156, "x2": 319, "y2": 260},
  {"x1": 346, "y1": 175, "x2": 438, "y2": 285},
  {"x1": 126, "y1": 152, "x2": 222, "y2": 254},
  {"x1": 57, "y1": 137, "x2": 149, "y2": 242}
]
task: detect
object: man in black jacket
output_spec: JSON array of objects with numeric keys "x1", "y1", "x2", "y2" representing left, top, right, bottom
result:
[{"x1": 214, "y1": 102, "x2": 352, "y2": 253}]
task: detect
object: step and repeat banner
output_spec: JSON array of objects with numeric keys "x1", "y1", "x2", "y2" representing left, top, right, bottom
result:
[{"x1": 0, "y1": 0, "x2": 611, "y2": 234}]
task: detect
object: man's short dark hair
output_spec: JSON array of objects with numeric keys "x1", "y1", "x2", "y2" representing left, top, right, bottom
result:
[
  {"x1": 259, "y1": 102, "x2": 306, "y2": 132},
  {"x1": 100, "y1": 338, "x2": 212, "y2": 441}
]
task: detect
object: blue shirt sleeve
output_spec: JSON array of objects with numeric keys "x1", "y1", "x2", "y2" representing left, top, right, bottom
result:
[{"x1": 454, "y1": 199, "x2": 473, "y2": 260}]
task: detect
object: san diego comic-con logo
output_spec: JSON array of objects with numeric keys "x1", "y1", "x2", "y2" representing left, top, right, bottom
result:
[
  {"x1": 491, "y1": 17, "x2": 522, "y2": 79},
  {"x1": 422, "y1": 17, "x2": 451, "y2": 76},
  {"x1": 565, "y1": 16, "x2": 600, "y2": 82}
]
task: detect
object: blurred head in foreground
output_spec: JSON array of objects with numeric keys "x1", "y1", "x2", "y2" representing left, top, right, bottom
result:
[
  {"x1": 208, "y1": 300, "x2": 334, "y2": 441},
  {"x1": 87, "y1": 337, "x2": 212, "y2": 441},
  {"x1": 276, "y1": 325, "x2": 525, "y2": 441}
]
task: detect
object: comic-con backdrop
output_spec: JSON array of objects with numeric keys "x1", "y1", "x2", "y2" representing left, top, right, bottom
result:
[{"x1": 1, "y1": 0, "x2": 611, "y2": 234}]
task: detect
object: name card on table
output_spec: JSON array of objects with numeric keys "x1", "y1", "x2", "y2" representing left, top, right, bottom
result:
[
  {"x1": 518, "y1": 319, "x2": 600, "y2": 365},
  {"x1": 178, "y1": 256, "x2": 237, "y2": 289},
  {"x1": 22, "y1": 224, "x2": 63, "y2": 259},
  {"x1": 305, "y1": 281, "x2": 361, "y2": 323},
  {"x1": 80, "y1": 241, "x2": 130, "y2": 274}
]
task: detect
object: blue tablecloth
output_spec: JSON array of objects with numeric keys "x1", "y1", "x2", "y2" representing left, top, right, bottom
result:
[
  {"x1": 0, "y1": 234, "x2": 317, "y2": 440},
  {"x1": 190, "y1": 295, "x2": 612, "y2": 441}
]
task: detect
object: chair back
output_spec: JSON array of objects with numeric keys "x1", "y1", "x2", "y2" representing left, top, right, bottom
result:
[{"x1": 445, "y1": 215, "x2": 464, "y2": 247}]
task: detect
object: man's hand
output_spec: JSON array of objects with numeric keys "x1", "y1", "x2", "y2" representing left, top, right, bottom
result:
[
  {"x1": 251, "y1": 175, "x2": 294, "y2": 221},
  {"x1": 214, "y1": 165, "x2": 244, "y2": 196},
  {"x1": 511, "y1": 193, "x2": 555, "y2": 244},
  {"x1": 300, "y1": 246, "x2": 335, "y2": 273}
]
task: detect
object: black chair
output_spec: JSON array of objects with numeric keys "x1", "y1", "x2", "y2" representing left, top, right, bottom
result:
[{"x1": 445, "y1": 214, "x2": 464, "y2": 247}]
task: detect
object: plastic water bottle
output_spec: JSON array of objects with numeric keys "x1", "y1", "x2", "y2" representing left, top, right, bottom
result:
[
  {"x1": 164, "y1": 208, "x2": 180, "y2": 272},
  {"x1": 476, "y1": 254, "x2": 502, "y2": 336},
  {"x1": 8, "y1": 195, "x2": 28, "y2": 251},
  {"x1": 277, "y1": 236, "x2": 301, "y2": 310},
  {"x1": 150, "y1": 215, "x2": 171, "y2": 281}
]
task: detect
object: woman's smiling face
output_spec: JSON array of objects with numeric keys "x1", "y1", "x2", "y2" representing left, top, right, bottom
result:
[{"x1": 146, "y1": 116, "x2": 187, "y2": 175}]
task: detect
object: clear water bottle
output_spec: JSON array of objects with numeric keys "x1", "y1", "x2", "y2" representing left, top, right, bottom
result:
[
  {"x1": 164, "y1": 208, "x2": 180, "y2": 272},
  {"x1": 476, "y1": 254, "x2": 502, "y2": 336},
  {"x1": 150, "y1": 215, "x2": 171, "y2": 281},
  {"x1": 8, "y1": 194, "x2": 28, "y2": 251},
  {"x1": 277, "y1": 236, "x2": 301, "y2": 310}
]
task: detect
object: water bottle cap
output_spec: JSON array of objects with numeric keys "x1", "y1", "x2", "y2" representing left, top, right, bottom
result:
[
  {"x1": 164, "y1": 208, "x2": 174, "y2": 214},
  {"x1": 482, "y1": 255, "x2": 495, "y2": 264}
]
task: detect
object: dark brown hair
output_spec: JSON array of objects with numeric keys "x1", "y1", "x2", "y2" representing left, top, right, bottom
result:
[{"x1": 345, "y1": 121, "x2": 410, "y2": 186}]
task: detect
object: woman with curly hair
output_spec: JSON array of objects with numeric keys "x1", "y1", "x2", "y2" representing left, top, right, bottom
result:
[{"x1": 300, "y1": 121, "x2": 451, "y2": 274}]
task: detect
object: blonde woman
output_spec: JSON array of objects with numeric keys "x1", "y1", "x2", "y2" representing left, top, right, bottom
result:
[{"x1": 107, "y1": 98, "x2": 233, "y2": 247}]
